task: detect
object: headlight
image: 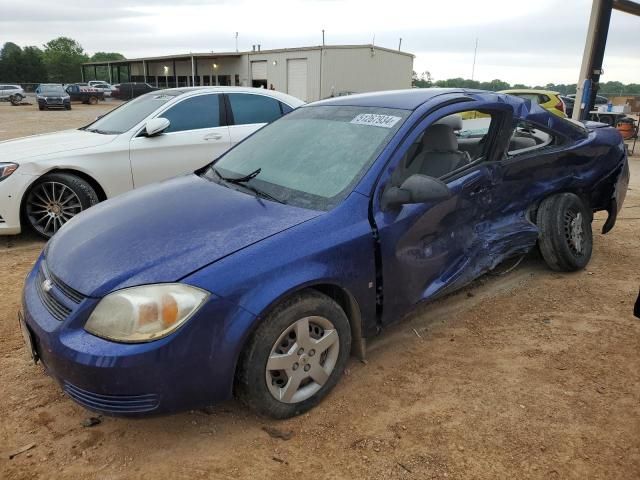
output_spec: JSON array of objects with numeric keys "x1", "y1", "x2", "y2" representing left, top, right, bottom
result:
[
  {"x1": 85, "y1": 284, "x2": 209, "y2": 343},
  {"x1": 0, "y1": 163, "x2": 18, "y2": 182}
]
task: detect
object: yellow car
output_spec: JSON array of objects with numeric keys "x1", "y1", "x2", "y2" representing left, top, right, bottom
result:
[
  {"x1": 462, "y1": 89, "x2": 567, "y2": 119},
  {"x1": 499, "y1": 89, "x2": 567, "y2": 118}
]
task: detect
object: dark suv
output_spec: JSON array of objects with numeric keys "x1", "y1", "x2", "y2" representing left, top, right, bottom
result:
[
  {"x1": 36, "y1": 84, "x2": 71, "y2": 110},
  {"x1": 112, "y1": 83, "x2": 157, "y2": 100}
]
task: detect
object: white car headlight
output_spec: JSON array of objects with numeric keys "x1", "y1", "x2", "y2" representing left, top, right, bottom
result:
[
  {"x1": 85, "y1": 284, "x2": 209, "y2": 343},
  {"x1": 0, "y1": 162, "x2": 18, "y2": 182}
]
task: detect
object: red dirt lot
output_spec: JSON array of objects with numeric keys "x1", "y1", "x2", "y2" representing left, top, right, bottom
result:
[{"x1": 0, "y1": 102, "x2": 639, "y2": 479}]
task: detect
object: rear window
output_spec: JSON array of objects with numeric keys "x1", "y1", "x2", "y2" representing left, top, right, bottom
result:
[{"x1": 228, "y1": 93, "x2": 282, "y2": 125}]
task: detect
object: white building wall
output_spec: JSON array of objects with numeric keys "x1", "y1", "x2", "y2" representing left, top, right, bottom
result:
[
  {"x1": 246, "y1": 49, "x2": 322, "y2": 102},
  {"x1": 321, "y1": 47, "x2": 413, "y2": 98}
]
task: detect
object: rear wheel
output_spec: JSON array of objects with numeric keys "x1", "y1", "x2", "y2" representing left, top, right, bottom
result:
[
  {"x1": 236, "y1": 291, "x2": 351, "y2": 418},
  {"x1": 88, "y1": 96, "x2": 98, "y2": 105},
  {"x1": 537, "y1": 193, "x2": 593, "y2": 271},
  {"x1": 10, "y1": 94, "x2": 23, "y2": 106},
  {"x1": 24, "y1": 173, "x2": 99, "y2": 238}
]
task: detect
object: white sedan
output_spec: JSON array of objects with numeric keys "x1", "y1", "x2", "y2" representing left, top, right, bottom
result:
[{"x1": 0, "y1": 87, "x2": 303, "y2": 237}]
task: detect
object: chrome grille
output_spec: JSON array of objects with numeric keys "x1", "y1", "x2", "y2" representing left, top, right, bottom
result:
[
  {"x1": 36, "y1": 269, "x2": 71, "y2": 321},
  {"x1": 42, "y1": 263, "x2": 84, "y2": 304}
]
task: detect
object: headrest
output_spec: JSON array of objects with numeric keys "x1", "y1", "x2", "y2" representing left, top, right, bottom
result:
[
  {"x1": 435, "y1": 114, "x2": 463, "y2": 131},
  {"x1": 421, "y1": 124, "x2": 458, "y2": 152}
]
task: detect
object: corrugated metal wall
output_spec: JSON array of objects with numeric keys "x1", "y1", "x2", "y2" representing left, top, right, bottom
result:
[{"x1": 321, "y1": 47, "x2": 413, "y2": 98}]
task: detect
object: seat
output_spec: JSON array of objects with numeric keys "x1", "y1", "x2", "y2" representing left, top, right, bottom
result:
[{"x1": 409, "y1": 124, "x2": 470, "y2": 178}]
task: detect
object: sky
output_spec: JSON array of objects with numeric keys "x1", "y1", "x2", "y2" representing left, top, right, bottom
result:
[{"x1": 1, "y1": 0, "x2": 639, "y2": 86}]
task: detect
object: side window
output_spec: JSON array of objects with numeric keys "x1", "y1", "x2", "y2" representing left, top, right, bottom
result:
[
  {"x1": 228, "y1": 93, "x2": 282, "y2": 125},
  {"x1": 507, "y1": 120, "x2": 558, "y2": 156},
  {"x1": 280, "y1": 102, "x2": 293, "y2": 115},
  {"x1": 160, "y1": 94, "x2": 221, "y2": 133},
  {"x1": 390, "y1": 111, "x2": 496, "y2": 186}
]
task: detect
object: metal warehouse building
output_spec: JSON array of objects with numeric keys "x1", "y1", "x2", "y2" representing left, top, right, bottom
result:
[{"x1": 82, "y1": 44, "x2": 414, "y2": 102}]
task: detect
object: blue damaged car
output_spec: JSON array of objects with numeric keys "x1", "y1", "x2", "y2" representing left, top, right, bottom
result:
[{"x1": 20, "y1": 89, "x2": 629, "y2": 418}]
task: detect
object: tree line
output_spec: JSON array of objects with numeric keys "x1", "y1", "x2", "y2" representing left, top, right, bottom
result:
[
  {"x1": 0, "y1": 37, "x2": 125, "y2": 84},
  {"x1": 412, "y1": 71, "x2": 640, "y2": 96}
]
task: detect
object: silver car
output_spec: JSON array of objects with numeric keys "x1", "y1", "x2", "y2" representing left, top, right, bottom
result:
[{"x1": 0, "y1": 84, "x2": 25, "y2": 105}]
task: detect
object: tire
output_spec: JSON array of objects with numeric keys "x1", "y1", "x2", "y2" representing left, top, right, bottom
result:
[
  {"x1": 236, "y1": 290, "x2": 351, "y2": 419},
  {"x1": 65, "y1": 105, "x2": 71, "y2": 110},
  {"x1": 537, "y1": 193, "x2": 593, "y2": 272},
  {"x1": 38, "y1": 105, "x2": 45, "y2": 111},
  {"x1": 10, "y1": 94, "x2": 23, "y2": 106},
  {"x1": 88, "y1": 96, "x2": 98, "y2": 105},
  {"x1": 24, "y1": 173, "x2": 99, "y2": 239}
]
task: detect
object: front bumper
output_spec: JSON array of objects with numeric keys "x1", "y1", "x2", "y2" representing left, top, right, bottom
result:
[
  {"x1": 0, "y1": 172, "x2": 35, "y2": 235},
  {"x1": 37, "y1": 98, "x2": 70, "y2": 109},
  {"x1": 21, "y1": 257, "x2": 256, "y2": 415}
]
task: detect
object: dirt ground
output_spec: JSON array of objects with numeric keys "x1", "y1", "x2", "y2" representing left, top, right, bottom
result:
[{"x1": 0, "y1": 101, "x2": 639, "y2": 480}]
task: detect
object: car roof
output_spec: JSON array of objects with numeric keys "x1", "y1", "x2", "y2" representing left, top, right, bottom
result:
[
  {"x1": 500, "y1": 89, "x2": 560, "y2": 96},
  {"x1": 311, "y1": 88, "x2": 468, "y2": 110},
  {"x1": 156, "y1": 86, "x2": 306, "y2": 107}
]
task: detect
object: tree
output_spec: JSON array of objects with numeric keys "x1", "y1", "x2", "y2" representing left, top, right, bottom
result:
[
  {"x1": 0, "y1": 42, "x2": 23, "y2": 82},
  {"x1": 20, "y1": 46, "x2": 48, "y2": 82},
  {"x1": 90, "y1": 52, "x2": 126, "y2": 62},
  {"x1": 412, "y1": 70, "x2": 433, "y2": 88},
  {"x1": 88, "y1": 52, "x2": 126, "y2": 82},
  {"x1": 42, "y1": 37, "x2": 89, "y2": 83}
]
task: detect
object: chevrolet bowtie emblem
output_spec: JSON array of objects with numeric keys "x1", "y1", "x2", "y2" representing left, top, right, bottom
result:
[{"x1": 42, "y1": 279, "x2": 53, "y2": 293}]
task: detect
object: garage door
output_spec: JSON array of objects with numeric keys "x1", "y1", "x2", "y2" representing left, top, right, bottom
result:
[
  {"x1": 287, "y1": 59, "x2": 307, "y2": 101},
  {"x1": 251, "y1": 61, "x2": 267, "y2": 81}
]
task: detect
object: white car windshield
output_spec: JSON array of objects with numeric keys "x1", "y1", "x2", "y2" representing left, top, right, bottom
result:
[
  {"x1": 83, "y1": 92, "x2": 180, "y2": 135},
  {"x1": 208, "y1": 105, "x2": 410, "y2": 210}
]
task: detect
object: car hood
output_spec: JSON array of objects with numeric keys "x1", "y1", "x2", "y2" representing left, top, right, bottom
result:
[
  {"x1": 0, "y1": 129, "x2": 116, "y2": 163},
  {"x1": 45, "y1": 174, "x2": 322, "y2": 297}
]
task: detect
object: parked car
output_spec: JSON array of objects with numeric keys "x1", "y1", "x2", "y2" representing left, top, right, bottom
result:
[
  {"x1": 35, "y1": 84, "x2": 71, "y2": 110},
  {"x1": 88, "y1": 81, "x2": 116, "y2": 98},
  {"x1": 0, "y1": 87, "x2": 303, "y2": 237},
  {"x1": 499, "y1": 89, "x2": 567, "y2": 117},
  {"x1": 18, "y1": 89, "x2": 629, "y2": 418},
  {"x1": 65, "y1": 84, "x2": 104, "y2": 105},
  {"x1": 0, "y1": 84, "x2": 25, "y2": 105},
  {"x1": 112, "y1": 82, "x2": 157, "y2": 100},
  {"x1": 563, "y1": 94, "x2": 609, "y2": 117}
]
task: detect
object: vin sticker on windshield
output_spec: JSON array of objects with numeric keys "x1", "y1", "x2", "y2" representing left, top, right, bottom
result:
[{"x1": 350, "y1": 114, "x2": 401, "y2": 128}]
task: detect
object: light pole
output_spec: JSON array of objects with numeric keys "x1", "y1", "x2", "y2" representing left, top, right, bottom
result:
[{"x1": 163, "y1": 66, "x2": 169, "y2": 88}]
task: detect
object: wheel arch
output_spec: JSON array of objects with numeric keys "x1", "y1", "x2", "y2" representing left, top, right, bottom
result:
[
  {"x1": 232, "y1": 281, "x2": 366, "y2": 385},
  {"x1": 527, "y1": 189, "x2": 593, "y2": 226},
  {"x1": 19, "y1": 168, "x2": 108, "y2": 229}
]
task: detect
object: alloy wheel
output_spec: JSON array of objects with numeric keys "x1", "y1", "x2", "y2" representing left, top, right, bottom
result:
[
  {"x1": 26, "y1": 181, "x2": 82, "y2": 236},
  {"x1": 564, "y1": 209, "x2": 584, "y2": 255},
  {"x1": 266, "y1": 316, "x2": 340, "y2": 404}
]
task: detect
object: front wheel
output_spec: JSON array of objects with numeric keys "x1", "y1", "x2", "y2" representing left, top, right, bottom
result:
[
  {"x1": 236, "y1": 291, "x2": 351, "y2": 418},
  {"x1": 537, "y1": 193, "x2": 593, "y2": 271},
  {"x1": 10, "y1": 94, "x2": 23, "y2": 106},
  {"x1": 24, "y1": 173, "x2": 99, "y2": 238},
  {"x1": 88, "y1": 96, "x2": 98, "y2": 105}
]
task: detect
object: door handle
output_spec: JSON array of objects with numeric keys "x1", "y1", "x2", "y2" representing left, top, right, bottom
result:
[{"x1": 204, "y1": 133, "x2": 223, "y2": 141}]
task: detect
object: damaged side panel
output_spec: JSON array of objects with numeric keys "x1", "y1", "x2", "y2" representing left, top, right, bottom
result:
[{"x1": 371, "y1": 92, "x2": 629, "y2": 327}]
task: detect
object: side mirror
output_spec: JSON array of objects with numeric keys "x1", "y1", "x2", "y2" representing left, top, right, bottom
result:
[
  {"x1": 144, "y1": 117, "x2": 170, "y2": 137},
  {"x1": 382, "y1": 174, "x2": 451, "y2": 210}
]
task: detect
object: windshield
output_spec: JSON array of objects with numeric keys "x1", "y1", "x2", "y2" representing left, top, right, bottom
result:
[
  {"x1": 40, "y1": 85, "x2": 65, "y2": 95},
  {"x1": 206, "y1": 105, "x2": 409, "y2": 210},
  {"x1": 84, "y1": 92, "x2": 179, "y2": 134}
]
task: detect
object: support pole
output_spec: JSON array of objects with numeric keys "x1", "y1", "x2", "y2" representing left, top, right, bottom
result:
[
  {"x1": 191, "y1": 55, "x2": 195, "y2": 86},
  {"x1": 173, "y1": 59, "x2": 177, "y2": 87},
  {"x1": 573, "y1": 0, "x2": 613, "y2": 120},
  {"x1": 108, "y1": 62, "x2": 112, "y2": 84}
]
